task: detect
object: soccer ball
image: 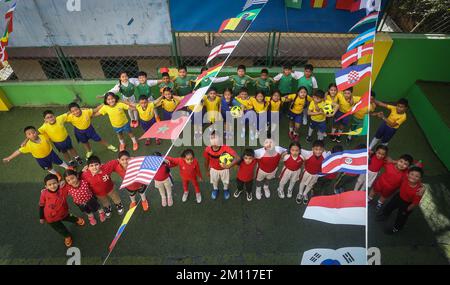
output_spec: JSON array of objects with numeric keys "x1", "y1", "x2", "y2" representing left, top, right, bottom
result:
[
  {"x1": 230, "y1": 105, "x2": 243, "y2": 118},
  {"x1": 219, "y1": 152, "x2": 234, "y2": 166},
  {"x1": 322, "y1": 104, "x2": 334, "y2": 116}
]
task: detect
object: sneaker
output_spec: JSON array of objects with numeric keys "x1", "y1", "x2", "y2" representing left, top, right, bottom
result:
[
  {"x1": 88, "y1": 215, "x2": 97, "y2": 226},
  {"x1": 129, "y1": 201, "x2": 137, "y2": 209},
  {"x1": 288, "y1": 131, "x2": 294, "y2": 140},
  {"x1": 86, "y1": 150, "x2": 94, "y2": 158},
  {"x1": 303, "y1": 195, "x2": 309, "y2": 205},
  {"x1": 255, "y1": 188, "x2": 262, "y2": 200},
  {"x1": 104, "y1": 206, "x2": 112, "y2": 218},
  {"x1": 305, "y1": 136, "x2": 312, "y2": 143},
  {"x1": 293, "y1": 134, "x2": 299, "y2": 142},
  {"x1": 376, "y1": 202, "x2": 383, "y2": 211},
  {"x1": 167, "y1": 196, "x2": 173, "y2": 207},
  {"x1": 55, "y1": 172, "x2": 63, "y2": 182},
  {"x1": 119, "y1": 143, "x2": 126, "y2": 152},
  {"x1": 76, "y1": 217, "x2": 85, "y2": 226},
  {"x1": 161, "y1": 197, "x2": 167, "y2": 207},
  {"x1": 303, "y1": 116, "x2": 308, "y2": 125},
  {"x1": 68, "y1": 160, "x2": 77, "y2": 167},
  {"x1": 277, "y1": 188, "x2": 285, "y2": 199},
  {"x1": 132, "y1": 142, "x2": 139, "y2": 151},
  {"x1": 99, "y1": 211, "x2": 106, "y2": 222},
  {"x1": 330, "y1": 135, "x2": 337, "y2": 142},
  {"x1": 196, "y1": 193, "x2": 202, "y2": 203},
  {"x1": 134, "y1": 120, "x2": 139, "y2": 128},
  {"x1": 131, "y1": 120, "x2": 139, "y2": 128},
  {"x1": 233, "y1": 189, "x2": 243, "y2": 198},
  {"x1": 224, "y1": 190, "x2": 231, "y2": 200},
  {"x1": 246, "y1": 192, "x2": 253, "y2": 202},
  {"x1": 287, "y1": 188, "x2": 293, "y2": 198},
  {"x1": 145, "y1": 139, "x2": 151, "y2": 146},
  {"x1": 182, "y1": 192, "x2": 189, "y2": 202},
  {"x1": 116, "y1": 203, "x2": 124, "y2": 215},
  {"x1": 264, "y1": 187, "x2": 270, "y2": 199},
  {"x1": 384, "y1": 227, "x2": 399, "y2": 235},
  {"x1": 107, "y1": 145, "x2": 118, "y2": 152},
  {"x1": 296, "y1": 194, "x2": 303, "y2": 205},
  {"x1": 211, "y1": 189, "x2": 219, "y2": 200},
  {"x1": 64, "y1": 236, "x2": 73, "y2": 247},
  {"x1": 335, "y1": 136, "x2": 342, "y2": 143},
  {"x1": 141, "y1": 200, "x2": 149, "y2": 211},
  {"x1": 75, "y1": 156, "x2": 84, "y2": 166},
  {"x1": 155, "y1": 138, "x2": 161, "y2": 145}
]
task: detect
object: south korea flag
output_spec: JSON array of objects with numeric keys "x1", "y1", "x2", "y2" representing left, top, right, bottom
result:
[{"x1": 301, "y1": 247, "x2": 367, "y2": 265}]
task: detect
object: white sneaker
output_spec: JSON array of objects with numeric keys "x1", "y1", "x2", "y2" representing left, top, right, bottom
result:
[
  {"x1": 264, "y1": 186, "x2": 270, "y2": 199},
  {"x1": 196, "y1": 193, "x2": 202, "y2": 203},
  {"x1": 246, "y1": 192, "x2": 253, "y2": 202},
  {"x1": 161, "y1": 197, "x2": 167, "y2": 207},
  {"x1": 277, "y1": 188, "x2": 285, "y2": 199},
  {"x1": 167, "y1": 196, "x2": 173, "y2": 207},
  {"x1": 287, "y1": 188, "x2": 293, "y2": 198},
  {"x1": 182, "y1": 192, "x2": 189, "y2": 202},
  {"x1": 255, "y1": 187, "x2": 262, "y2": 200}
]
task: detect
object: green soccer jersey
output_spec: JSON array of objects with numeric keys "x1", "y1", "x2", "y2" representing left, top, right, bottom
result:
[
  {"x1": 119, "y1": 82, "x2": 135, "y2": 98},
  {"x1": 277, "y1": 74, "x2": 295, "y2": 95},
  {"x1": 158, "y1": 82, "x2": 175, "y2": 97},
  {"x1": 135, "y1": 83, "x2": 153, "y2": 99},
  {"x1": 297, "y1": 76, "x2": 314, "y2": 96},
  {"x1": 174, "y1": 75, "x2": 196, "y2": 96},
  {"x1": 230, "y1": 75, "x2": 253, "y2": 93},
  {"x1": 255, "y1": 77, "x2": 274, "y2": 95}
]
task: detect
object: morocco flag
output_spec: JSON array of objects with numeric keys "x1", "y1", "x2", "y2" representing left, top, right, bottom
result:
[
  {"x1": 140, "y1": 116, "x2": 189, "y2": 140},
  {"x1": 341, "y1": 43, "x2": 374, "y2": 68}
]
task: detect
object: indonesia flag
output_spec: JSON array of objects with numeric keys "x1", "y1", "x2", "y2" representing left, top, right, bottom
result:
[
  {"x1": 351, "y1": 0, "x2": 381, "y2": 15},
  {"x1": 341, "y1": 43, "x2": 374, "y2": 68},
  {"x1": 206, "y1": 40, "x2": 239, "y2": 64},
  {"x1": 335, "y1": 64, "x2": 372, "y2": 91},
  {"x1": 321, "y1": 148, "x2": 368, "y2": 174},
  {"x1": 335, "y1": 91, "x2": 370, "y2": 121},
  {"x1": 303, "y1": 191, "x2": 366, "y2": 226}
]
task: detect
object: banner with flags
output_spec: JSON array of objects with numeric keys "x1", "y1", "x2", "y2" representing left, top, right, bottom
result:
[
  {"x1": 301, "y1": 247, "x2": 367, "y2": 265},
  {"x1": 303, "y1": 191, "x2": 366, "y2": 225},
  {"x1": 310, "y1": 0, "x2": 327, "y2": 8},
  {"x1": 218, "y1": 17, "x2": 251, "y2": 33},
  {"x1": 140, "y1": 116, "x2": 189, "y2": 140},
  {"x1": 206, "y1": 40, "x2": 239, "y2": 64},
  {"x1": 4, "y1": 2, "x2": 15, "y2": 33},
  {"x1": 335, "y1": 91, "x2": 370, "y2": 121},
  {"x1": 341, "y1": 43, "x2": 374, "y2": 68},
  {"x1": 242, "y1": 0, "x2": 268, "y2": 11},
  {"x1": 194, "y1": 62, "x2": 224, "y2": 87},
  {"x1": 349, "y1": 12, "x2": 379, "y2": 32},
  {"x1": 108, "y1": 206, "x2": 137, "y2": 252},
  {"x1": 351, "y1": 0, "x2": 381, "y2": 15},
  {"x1": 335, "y1": 64, "x2": 372, "y2": 91},
  {"x1": 347, "y1": 27, "x2": 375, "y2": 51},
  {"x1": 321, "y1": 149, "x2": 368, "y2": 174}
]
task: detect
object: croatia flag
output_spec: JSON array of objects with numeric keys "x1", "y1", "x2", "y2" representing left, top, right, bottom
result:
[
  {"x1": 303, "y1": 191, "x2": 366, "y2": 226},
  {"x1": 335, "y1": 64, "x2": 372, "y2": 91},
  {"x1": 341, "y1": 43, "x2": 374, "y2": 68},
  {"x1": 321, "y1": 148, "x2": 368, "y2": 174}
]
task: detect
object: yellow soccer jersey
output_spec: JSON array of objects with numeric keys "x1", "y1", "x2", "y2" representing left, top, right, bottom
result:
[
  {"x1": 66, "y1": 109, "x2": 93, "y2": 130},
  {"x1": 38, "y1": 114, "x2": 69, "y2": 143},
  {"x1": 136, "y1": 102, "x2": 155, "y2": 122},
  {"x1": 386, "y1": 104, "x2": 407, "y2": 129},
  {"x1": 19, "y1": 135, "x2": 53, "y2": 159},
  {"x1": 99, "y1": 102, "x2": 129, "y2": 128}
]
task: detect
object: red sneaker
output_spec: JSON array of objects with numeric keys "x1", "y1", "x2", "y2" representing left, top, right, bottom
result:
[
  {"x1": 133, "y1": 142, "x2": 139, "y2": 151},
  {"x1": 119, "y1": 143, "x2": 126, "y2": 152},
  {"x1": 141, "y1": 200, "x2": 149, "y2": 212},
  {"x1": 131, "y1": 120, "x2": 138, "y2": 128},
  {"x1": 99, "y1": 211, "x2": 106, "y2": 223},
  {"x1": 155, "y1": 139, "x2": 161, "y2": 145},
  {"x1": 145, "y1": 139, "x2": 151, "y2": 146},
  {"x1": 88, "y1": 215, "x2": 97, "y2": 226},
  {"x1": 129, "y1": 201, "x2": 137, "y2": 209}
]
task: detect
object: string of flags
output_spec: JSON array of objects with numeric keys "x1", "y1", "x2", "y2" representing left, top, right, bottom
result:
[{"x1": 0, "y1": 1, "x2": 15, "y2": 62}]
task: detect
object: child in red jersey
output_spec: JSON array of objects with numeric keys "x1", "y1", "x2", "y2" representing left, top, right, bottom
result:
[
  {"x1": 107, "y1": 151, "x2": 149, "y2": 211},
  {"x1": 152, "y1": 151, "x2": 176, "y2": 207},
  {"x1": 39, "y1": 174, "x2": 85, "y2": 247},
  {"x1": 368, "y1": 154, "x2": 413, "y2": 210},
  {"x1": 254, "y1": 138, "x2": 287, "y2": 200},
  {"x1": 377, "y1": 166, "x2": 425, "y2": 234},
  {"x1": 234, "y1": 149, "x2": 258, "y2": 202},
  {"x1": 203, "y1": 133, "x2": 239, "y2": 200},
  {"x1": 296, "y1": 140, "x2": 331, "y2": 205},
  {"x1": 354, "y1": 145, "x2": 388, "y2": 191},
  {"x1": 63, "y1": 170, "x2": 106, "y2": 226},
  {"x1": 167, "y1": 149, "x2": 203, "y2": 204},
  {"x1": 81, "y1": 156, "x2": 124, "y2": 218},
  {"x1": 277, "y1": 142, "x2": 303, "y2": 199}
]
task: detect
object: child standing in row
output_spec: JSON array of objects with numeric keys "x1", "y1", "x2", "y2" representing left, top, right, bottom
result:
[
  {"x1": 284, "y1": 86, "x2": 309, "y2": 141},
  {"x1": 332, "y1": 87, "x2": 360, "y2": 144},
  {"x1": 234, "y1": 149, "x2": 258, "y2": 202},
  {"x1": 153, "y1": 152, "x2": 175, "y2": 207},
  {"x1": 107, "y1": 72, "x2": 139, "y2": 128},
  {"x1": 174, "y1": 66, "x2": 196, "y2": 96},
  {"x1": 220, "y1": 88, "x2": 241, "y2": 140},
  {"x1": 306, "y1": 90, "x2": 335, "y2": 142},
  {"x1": 354, "y1": 145, "x2": 388, "y2": 191},
  {"x1": 277, "y1": 142, "x2": 303, "y2": 199},
  {"x1": 255, "y1": 68, "x2": 274, "y2": 95}
]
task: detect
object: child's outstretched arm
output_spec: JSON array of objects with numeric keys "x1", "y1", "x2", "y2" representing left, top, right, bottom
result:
[
  {"x1": 153, "y1": 96, "x2": 163, "y2": 106},
  {"x1": 3, "y1": 150, "x2": 22, "y2": 163},
  {"x1": 373, "y1": 99, "x2": 388, "y2": 108},
  {"x1": 92, "y1": 104, "x2": 104, "y2": 115}
]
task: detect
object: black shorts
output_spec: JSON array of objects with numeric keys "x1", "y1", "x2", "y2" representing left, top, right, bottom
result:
[
  {"x1": 127, "y1": 185, "x2": 147, "y2": 196},
  {"x1": 77, "y1": 196, "x2": 100, "y2": 214},
  {"x1": 236, "y1": 178, "x2": 253, "y2": 193}
]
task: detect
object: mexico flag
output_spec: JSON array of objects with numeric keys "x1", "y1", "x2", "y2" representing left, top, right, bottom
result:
[
  {"x1": 335, "y1": 64, "x2": 372, "y2": 91},
  {"x1": 341, "y1": 43, "x2": 374, "y2": 68},
  {"x1": 303, "y1": 191, "x2": 366, "y2": 226}
]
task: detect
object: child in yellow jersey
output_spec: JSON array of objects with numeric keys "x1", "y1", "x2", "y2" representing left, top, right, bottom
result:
[
  {"x1": 250, "y1": 91, "x2": 269, "y2": 139},
  {"x1": 95, "y1": 92, "x2": 139, "y2": 152},
  {"x1": 203, "y1": 87, "x2": 221, "y2": 128},
  {"x1": 283, "y1": 86, "x2": 310, "y2": 142},
  {"x1": 235, "y1": 87, "x2": 257, "y2": 140},
  {"x1": 332, "y1": 87, "x2": 360, "y2": 143},
  {"x1": 67, "y1": 102, "x2": 118, "y2": 159},
  {"x1": 153, "y1": 87, "x2": 183, "y2": 120},
  {"x1": 306, "y1": 90, "x2": 336, "y2": 142},
  {"x1": 265, "y1": 90, "x2": 286, "y2": 136},
  {"x1": 219, "y1": 88, "x2": 241, "y2": 140},
  {"x1": 369, "y1": 97, "x2": 408, "y2": 150},
  {"x1": 348, "y1": 91, "x2": 377, "y2": 143},
  {"x1": 3, "y1": 126, "x2": 70, "y2": 180}
]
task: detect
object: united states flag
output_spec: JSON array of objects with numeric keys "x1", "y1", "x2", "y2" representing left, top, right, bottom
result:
[{"x1": 120, "y1": 156, "x2": 164, "y2": 189}]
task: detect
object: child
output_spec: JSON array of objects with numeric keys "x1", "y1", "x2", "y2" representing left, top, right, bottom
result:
[
  {"x1": 133, "y1": 71, "x2": 161, "y2": 100},
  {"x1": 127, "y1": 95, "x2": 160, "y2": 145},
  {"x1": 283, "y1": 86, "x2": 310, "y2": 141},
  {"x1": 66, "y1": 102, "x2": 118, "y2": 158},
  {"x1": 277, "y1": 142, "x2": 303, "y2": 199},
  {"x1": 314, "y1": 145, "x2": 343, "y2": 196},
  {"x1": 255, "y1": 68, "x2": 274, "y2": 95},
  {"x1": 196, "y1": 66, "x2": 229, "y2": 89},
  {"x1": 225, "y1": 65, "x2": 255, "y2": 95},
  {"x1": 108, "y1": 151, "x2": 149, "y2": 211},
  {"x1": 235, "y1": 87, "x2": 257, "y2": 140},
  {"x1": 250, "y1": 91, "x2": 270, "y2": 139},
  {"x1": 331, "y1": 87, "x2": 360, "y2": 143},
  {"x1": 95, "y1": 92, "x2": 139, "y2": 151},
  {"x1": 254, "y1": 138, "x2": 287, "y2": 200},
  {"x1": 81, "y1": 156, "x2": 124, "y2": 218},
  {"x1": 368, "y1": 154, "x2": 413, "y2": 210},
  {"x1": 63, "y1": 170, "x2": 106, "y2": 225},
  {"x1": 174, "y1": 66, "x2": 196, "y2": 96},
  {"x1": 190, "y1": 101, "x2": 205, "y2": 140},
  {"x1": 203, "y1": 87, "x2": 222, "y2": 128},
  {"x1": 38, "y1": 110, "x2": 82, "y2": 166},
  {"x1": 220, "y1": 87, "x2": 240, "y2": 140},
  {"x1": 107, "y1": 71, "x2": 139, "y2": 128},
  {"x1": 306, "y1": 90, "x2": 333, "y2": 142},
  {"x1": 167, "y1": 149, "x2": 203, "y2": 203},
  {"x1": 266, "y1": 90, "x2": 286, "y2": 134},
  {"x1": 296, "y1": 140, "x2": 331, "y2": 205},
  {"x1": 234, "y1": 148, "x2": 257, "y2": 201},
  {"x1": 354, "y1": 145, "x2": 388, "y2": 191},
  {"x1": 369, "y1": 98, "x2": 408, "y2": 149},
  {"x1": 348, "y1": 91, "x2": 376, "y2": 143},
  {"x1": 377, "y1": 166, "x2": 425, "y2": 234},
  {"x1": 39, "y1": 174, "x2": 85, "y2": 247},
  {"x1": 294, "y1": 64, "x2": 319, "y2": 125},
  {"x1": 3, "y1": 126, "x2": 70, "y2": 181},
  {"x1": 158, "y1": 72, "x2": 175, "y2": 97},
  {"x1": 153, "y1": 87, "x2": 183, "y2": 120},
  {"x1": 325, "y1": 83, "x2": 340, "y2": 141},
  {"x1": 153, "y1": 152, "x2": 176, "y2": 207},
  {"x1": 203, "y1": 133, "x2": 239, "y2": 200},
  {"x1": 273, "y1": 65, "x2": 296, "y2": 95}
]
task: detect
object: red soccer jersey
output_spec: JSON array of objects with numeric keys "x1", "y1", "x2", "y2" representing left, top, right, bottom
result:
[
  {"x1": 203, "y1": 145, "x2": 237, "y2": 170},
  {"x1": 63, "y1": 180, "x2": 93, "y2": 205},
  {"x1": 237, "y1": 159, "x2": 257, "y2": 182},
  {"x1": 254, "y1": 147, "x2": 285, "y2": 173},
  {"x1": 166, "y1": 157, "x2": 203, "y2": 180},
  {"x1": 368, "y1": 154, "x2": 385, "y2": 172},
  {"x1": 154, "y1": 162, "x2": 173, "y2": 182},
  {"x1": 373, "y1": 162, "x2": 407, "y2": 197},
  {"x1": 399, "y1": 178, "x2": 423, "y2": 205},
  {"x1": 304, "y1": 156, "x2": 324, "y2": 175},
  {"x1": 81, "y1": 162, "x2": 116, "y2": 197},
  {"x1": 39, "y1": 187, "x2": 69, "y2": 223},
  {"x1": 283, "y1": 154, "x2": 303, "y2": 171},
  {"x1": 108, "y1": 159, "x2": 143, "y2": 191}
]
